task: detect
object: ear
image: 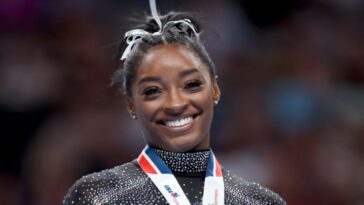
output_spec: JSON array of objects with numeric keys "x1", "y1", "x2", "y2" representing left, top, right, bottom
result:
[
  {"x1": 125, "y1": 95, "x2": 137, "y2": 119},
  {"x1": 212, "y1": 76, "x2": 221, "y2": 103}
]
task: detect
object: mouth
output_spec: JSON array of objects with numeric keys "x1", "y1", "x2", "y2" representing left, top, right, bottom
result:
[{"x1": 156, "y1": 114, "x2": 199, "y2": 128}]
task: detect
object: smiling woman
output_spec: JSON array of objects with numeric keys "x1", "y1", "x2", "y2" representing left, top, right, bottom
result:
[
  {"x1": 61, "y1": 1, "x2": 286, "y2": 205},
  {"x1": 129, "y1": 44, "x2": 219, "y2": 153}
]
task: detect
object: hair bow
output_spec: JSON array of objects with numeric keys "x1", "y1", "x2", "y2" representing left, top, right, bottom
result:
[{"x1": 120, "y1": 0, "x2": 198, "y2": 61}]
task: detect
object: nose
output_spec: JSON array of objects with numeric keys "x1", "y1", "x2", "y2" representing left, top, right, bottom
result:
[{"x1": 163, "y1": 88, "x2": 187, "y2": 115}]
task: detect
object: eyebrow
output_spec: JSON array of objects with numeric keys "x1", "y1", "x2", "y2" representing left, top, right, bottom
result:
[
  {"x1": 138, "y1": 76, "x2": 161, "y2": 85},
  {"x1": 179, "y1": 68, "x2": 200, "y2": 78},
  {"x1": 138, "y1": 68, "x2": 200, "y2": 86}
]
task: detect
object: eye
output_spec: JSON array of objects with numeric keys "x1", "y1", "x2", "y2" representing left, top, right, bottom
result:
[
  {"x1": 142, "y1": 87, "x2": 161, "y2": 96},
  {"x1": 184, "y1": 80, "x2": 203, "y2": 91}
]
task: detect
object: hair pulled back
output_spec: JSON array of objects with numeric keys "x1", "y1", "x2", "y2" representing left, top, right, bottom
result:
[{"x1": 112, "y1": 11, "x2": 216, "y2": 97}]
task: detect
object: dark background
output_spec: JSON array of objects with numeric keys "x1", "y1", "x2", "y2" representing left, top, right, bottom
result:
[{"x1": 1, "y1": 0, "x2": 363, "y2": 204}]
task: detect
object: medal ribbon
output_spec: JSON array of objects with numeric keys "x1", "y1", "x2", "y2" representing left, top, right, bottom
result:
[{"x1": 137, "y1": 145, "x2": 224, "y2": 205}]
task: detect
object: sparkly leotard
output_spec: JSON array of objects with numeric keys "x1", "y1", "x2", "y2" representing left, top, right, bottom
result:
[{"x1": 62, "y1": 148, "x2": 286, "y2": 205}]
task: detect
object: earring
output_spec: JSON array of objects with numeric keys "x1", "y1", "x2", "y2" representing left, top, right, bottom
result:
[
  {"x1": 130, "y1": 112, "x2": 137, "y2": 119},
  {"x1": 214, "y1": 100, "x2": 219, "y2": 105}
]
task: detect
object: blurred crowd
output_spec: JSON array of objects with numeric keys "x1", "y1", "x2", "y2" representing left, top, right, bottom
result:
[{"x1": 0, "y1": 0, "x2": 363, "y2": 205}]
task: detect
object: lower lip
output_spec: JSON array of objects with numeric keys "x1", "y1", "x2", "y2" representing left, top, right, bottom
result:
[{"x1": 160, "y1": 116, "x2": 197, "y2": 134}]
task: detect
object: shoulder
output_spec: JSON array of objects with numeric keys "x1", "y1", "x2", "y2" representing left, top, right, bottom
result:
[
  {"x1": 223, "y1": 169, "x2": 287, "y2": 205},
  {"x1": 61, "y1": 161, "x2": 148, "y2": 205}
]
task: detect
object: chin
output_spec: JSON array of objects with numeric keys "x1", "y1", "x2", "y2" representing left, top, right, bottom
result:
[
  {"x1": 163, "y1": 143, "x2": 194, "y2": 152},
  {"x1": 160, "y1": 134, "x2": 209, "y2": 152}
]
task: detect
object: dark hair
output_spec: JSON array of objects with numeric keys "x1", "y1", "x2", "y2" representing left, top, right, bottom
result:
[{"x1": 111, "y1": 11, "x2": 216, "y2": 97}]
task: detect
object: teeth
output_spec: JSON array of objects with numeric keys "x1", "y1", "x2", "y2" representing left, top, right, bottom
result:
[{"x1": 164, "y1": 116, "x2": 193, "y2": 128}]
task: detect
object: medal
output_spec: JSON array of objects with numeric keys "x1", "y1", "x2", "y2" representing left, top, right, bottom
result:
[{"x1": 138, "y1": 145, "x2": 224, "y2": 205}]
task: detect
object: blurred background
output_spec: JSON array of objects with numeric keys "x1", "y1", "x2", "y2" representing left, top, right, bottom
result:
[{"x1": 1, "y1": 0, "x2": 363, "y2": 204}]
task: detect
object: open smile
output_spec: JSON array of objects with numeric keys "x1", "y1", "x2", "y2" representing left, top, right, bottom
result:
[{"x1": 156, "y1": 114, "x2": 199, "y2": 130}]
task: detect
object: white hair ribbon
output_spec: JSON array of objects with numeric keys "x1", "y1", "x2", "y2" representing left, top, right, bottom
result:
[
  {"x1": 120, "y1": 0, "x2": 199, "y2": 61},
  {"x1": 121, "y1": 29, "x2": 151, "y2": 60},
  {"x1": 163, "y1": 19, "x2": 198, "y2": 37},
  {"x1": 149, "y1": 0, "x2": 162, "y2": 31}
]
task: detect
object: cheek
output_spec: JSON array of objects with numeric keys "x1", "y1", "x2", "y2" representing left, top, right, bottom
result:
[
  {"x1": 135, "y1": 100, "x2": 160, "y2": 121},
  {"x1": 190, "y1": 90, "x2": 215, "y2": 114}
]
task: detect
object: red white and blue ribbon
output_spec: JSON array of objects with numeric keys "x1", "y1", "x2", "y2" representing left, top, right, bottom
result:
[{"x1": 137, "y1": 145, "x2": 224, "y2": 205}]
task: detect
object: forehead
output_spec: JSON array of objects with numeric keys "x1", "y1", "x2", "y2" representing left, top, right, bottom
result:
[{"x1": 135, "y1": 44, "x2": 210, "y2": 79}]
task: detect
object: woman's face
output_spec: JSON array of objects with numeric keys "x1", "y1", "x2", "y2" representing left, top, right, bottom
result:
[{"x1": 128, "y1": 44, "x2": 220, "y2": 152}]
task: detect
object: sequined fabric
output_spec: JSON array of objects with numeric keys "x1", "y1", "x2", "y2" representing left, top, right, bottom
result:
[
  {"x1": 152, "y1": 147, "x2": 210, "y2": 173},
  {"x1": 62, "y1": 151, "x2": 286, "y2": 205}
]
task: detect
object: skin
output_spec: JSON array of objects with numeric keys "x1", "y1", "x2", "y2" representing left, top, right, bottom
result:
[{"x1": 127, "y1": 43, "x2": 220, "y2": 152}]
